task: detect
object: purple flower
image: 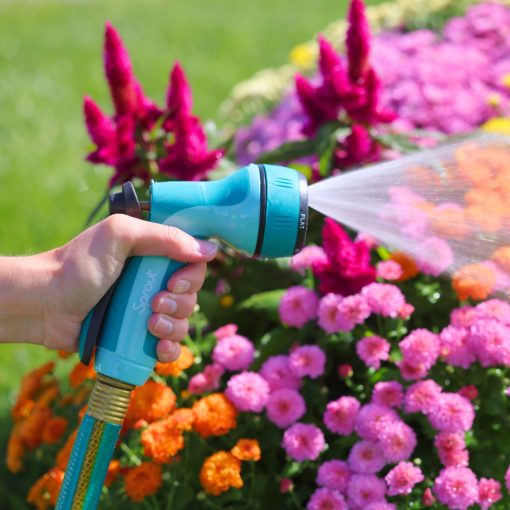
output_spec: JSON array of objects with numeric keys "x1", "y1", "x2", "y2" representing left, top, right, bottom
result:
[
  {"x1": 259, "y1": 355, "x2": 301, "y2": 391},
  {"x1": 279, "y1": 286, "x2": 319, "y2": 328},
  {"x1": 225, "y1": 372, "x2": 270, "y2": 412},
  {"x1": 317, "y1": 460, "x2": 351, "y2": 493},
  {"x1": 385, "y1": 462, "x2": 424, "y2": 496},
  {"x1": 439, "y1": 326, "x2": 475, "y2": 369},
  {"x1": 470, "y1": 319, "x2": 510, "y2": 367},
  {"x1": 427, "y1": 393, "x2": 475, "y2": 433},
  {"x1": 324, "y1": 396, "x2": 361, "y2": 435},
  {"x1": 348, "y1": 440, "x2": 386, "y2": 474},
  {"x1": 354, "y1": 404, "x2": 399, "y2": 440},
  {"x1": 435, "y1": 432, "x2": 469, "y2": 468},
  {"x1": 399, "y1": 329, "x2": 440, "y2": 371},
  {"x1": 433, "y1": 467, "x2": 479, "y2": 510},
  {"x1": 372, "y1": 381, "x2": 403, "y2": 408},
  {"x1": 479, "y1": 478, "x2": 503, "y2": 510},
  {"x1": 361, "y1": 283, "x2": 406, "y2": 318},
  {"x1": 282, "y1": 423, "x2": 325, "y2": 461},
  {"x1": 212, "y1": 334, "x2": 254, "y2": 371},
  {"x1": 404, "y1": 379, "x2": 443, "y2": 414},
  {"x1": 187, "y1": 363, "x2": 224, "y2": 395},
  {"x1": 415, "y1": 237, "x2": 454, "y2": 276},
  {"x1": 266, "y1": 389, "x2": 306, "y2": 428},
  {"x1": 347, "y1": 474, "x2": 386, "y2": 508},
  {"x1": 379, "y1": 421, "x2": 417, "y2": 463},
  {"x1": 307, "y1": 488, "x2": 347, "y2": 510},
  {"x1": 291, "y1": 245, "x2": 328, "y2": 275},
  {"x1": 356, "y1": 336, "x2": 390, "y2": 370},
  {"x1": 289, "y1": 345, "x2": 326, "y2": 379}
]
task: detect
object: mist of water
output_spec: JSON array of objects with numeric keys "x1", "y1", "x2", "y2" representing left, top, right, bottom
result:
[{"x1": 308, "y1": 133, "x2": 510, "y2": 297}]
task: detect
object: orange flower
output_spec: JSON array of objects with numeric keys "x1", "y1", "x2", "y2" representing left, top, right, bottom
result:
[
  {"x1": 124, "y1": 462, "x2": 162, "y2": 502},
  {"x1": 231, "y1": 439, "x2": 261, "y2": 462},
  {"x1": 124, "y1": 380, "x2": 176, "y2": 429},
  {"x1": 105, "y1": 460, "x2": 122, "y2": 487},
  {"x1": 192, "y1": 393, "x2": 238, "y2": 438},
  {"x1": 141, "y1": 419, "x2": 185, "y2": 463},
  {"x1": 6, "y1": 432, "x2": 25, "y2": 473},
  {"x1": 69, "y1": 360, "x2": 96, "y2": 388},
  {"x1": 27, "y1": 467, "x2": 65, "y2": 510},
  {"x1": 452, "y1": 264, "x2": 496, "y2": 301},
  {"x1": 199, "y1": 451, "x2": 243, "y2": 496},
  {"x1": 492, "y1": 246, "x2": 510, "y2": 273},
  {"x1": 429, "y1": 205, "x2": 470, "y2": 240},
  {"x1": 12, "y1": 399, "x2": 36, "y2": 421},
  {"x1": 57, "y1": 350, "x2": 73, "y2": 359},
  {"x1": 56, "y1": 428, "x2": 78, "y2": 470},
  {"x1": 36, "y1": 383, "x2": 59, "y2": 408},
  {"x1": 155, "y1": 345, "x2": 194, "y2": 377},
  {"x1": 389, "y1": 252, "x2": 419, "y2": 282},
  {"x1": 167, "y1": 408, "x2": 195, "y2": 431},
  {"x1": 42, "y1": 417, "x2": 68, "y2": 445},
  {"x1": 17, "y1": 407, "x2": 51, "y2": 450}
]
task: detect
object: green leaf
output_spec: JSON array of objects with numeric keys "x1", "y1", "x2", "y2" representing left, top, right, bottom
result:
[{"x1": 237, "y1": 289, "x2": 285, "y2": 319}]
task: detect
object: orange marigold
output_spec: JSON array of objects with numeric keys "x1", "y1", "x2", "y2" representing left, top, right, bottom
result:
[
  {"x1": 452, "y1": 264, "x2": 496, "y2": 301},
  {"x1": 17, "y1": 407, "x2": 51, "y2": 450},
  {"x1": 42, "y1": 417, "x2": 68, "y2": 445},
  {"x1": 429, "y1": 205, "x2": 470, "y2": 240},
  {"x1": 105, "y1": 460, "x2": 122, "y2": 487},
  {"x1": 124, "y1": 380, "x2": 176, "y2": 429},
  {"x1": 389, "y1": 252, "x2": 419, "y2": 282},
  {"x1": 192, "y1": 393, "x2": 238, "y2": 438},
  {"x1": 56, "y1": 428, "x2": 78, "y2": 470},
  {"x1": 155, "y1": 345, "x2": 194, "y2": 377},
  {"x1": 69, "y1": 360, "x2": 96, "y2": 388},
  {"x1": 167, "y1": 408, "x2": 195, "y2": 431},
  {"x1": 492, "y1": 246, "x2": 510, "y2": 273},
  {"x1": 6, "y1": 432, "x2": 25, "y2": 474},
  {"x1": 231, "y1": 439, "x2": 261, "y2": 462},
  {"x1": 36, "y1": 383, "x2": 59, "y2": 408},
  {"x1": 199, "y1": 451, "x2": 243, "y2": 496},
  {"x1": 141, "y1": 419, "x2": 185, "y2": 463},
  {"x1": 124, "y1": 462, "x2": 162, "y2": 502},
  {"x1": 27, "y1": 467, "x2": 65, "y2": 510}
]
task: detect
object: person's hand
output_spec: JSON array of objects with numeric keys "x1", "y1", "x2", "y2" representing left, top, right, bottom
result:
[{"x1": 43, "y1": 215, "x2": 217, "y2": 362}]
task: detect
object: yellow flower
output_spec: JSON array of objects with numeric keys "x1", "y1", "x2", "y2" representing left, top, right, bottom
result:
[
  {"x1": 482, "y1": 117, "x2": 510, "y2": 136},
  {"x1": 220, "y1": 294, "x2": 234, "y2": 308},
  {"x1": 289, "y1": 43, "x2": 316, "y2": 70}
]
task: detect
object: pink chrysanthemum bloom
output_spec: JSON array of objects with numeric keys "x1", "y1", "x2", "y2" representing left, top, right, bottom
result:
[
  {"x1": 214, "y1": 324, "x2": 238, "y2": 340},
  {"x1": 317, "y1": 460, "x2": 351, "y2": 493},
  {"x1": 376, "y1": 260, "x2": 403, "y2": 280},
  {"x1": 266, "y1": 388, "x2": 306, "y2": 429},
  {"x1": 365, "y1": 503, "x2": 396, "y2": 510},
  {"x1": 307, "y1": 487, "x2": 347, "y2": 510},
  {"x1": 415, "y1": 237, "x2": 454, "y2": 276},
  {"x1": 259, "y1": 355, "x2": 301, "y2": 391},
  {"x1": 372, "y1": 381, "x2": 403, "y2": 408},
  {"x1": 433, "y1": 467, "x2": 479, "y2": 510},
  {"x1": 434, "y1": 432, "x2": 469, "y2": 468},
  {"x1": 478, "y1": 478, "x2": 502, "y2": 510},
  {"x1": 385, "y1": 462, "x2": 424, "y2": 496},
  {"x1": 475, "y1": 299, "x2": 510, "y2": 326},
  {"x1": 428, "y1": 393, "x2": 475, "y2": 433},
  {"x1": 354, "y1": 404, "x2": 399, "y2": 440},
  {"x1": 212, "y1": 334, "x2": 254, "y2": 371},
  {"x1": 318, "y1": 293, "x2": 370, "y2": 333},
  {"x1": 378, "y1": 421, "x2": 417, "y2": 462},
  {"x1": 347, "y1": 474, "x2": 387, "y2": 509},
  {"x1": 505, "y1": 465, "x2": 510, "y2": 492},
  {"x1": 450, "y1": 306, "x2": 478, "y2": 328},
  {"x1": 470, "y1": 319, "x2": 510, "y2": 367},
  {"x1": 291, "y1": 245, "x2": 328, "y2": 275},
  {"x1": 439, "y1": 326, "x2": 476, "y2": 369},
  {"x1": 348, "y1": 440, "x2": 386, "y2": 474},
  {"x1": 188, "y1": 363, "x2": 224, "y2": 395},
  {"x1": 399, "y1": 329, "x2": 440, "y2": 370},
  {"x1": 225, "y1": 372, "x2": 270, "y2": 412},
  {"x1": 361, "y1": 283, "x2": 406, "y2": 318},
  {"x1": 289, "y1": 345, "x2": 326, "y2": 379},
  {"x1": 397, "y1": 359, "x2": 429, "y2": 381},
  {"x1": 279, "y1": 286, "x2": 319, "y2": 327},
  {"x1": 324, "y1": 396, "x2": 361, "y2": 435},
  {"x1": 318, "y1": 293, "x2": 343, "y2": 333},
  {"x1": 404, "y1": 379, "x2": 443, "y2": 414},
  {"x1": 282, "y1": 423, "x2": 325, "y2": 462},
  {"x1": 356, "y1": 336, "x2": 390, "y2": 369},
  {"x1": 398, "y1": 303, "x2": 415, "y2": 320}
]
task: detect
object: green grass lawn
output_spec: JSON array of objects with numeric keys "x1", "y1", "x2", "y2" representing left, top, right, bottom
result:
[{"x1": 0, "y1": 0, "x2": 380, "y2": 506}]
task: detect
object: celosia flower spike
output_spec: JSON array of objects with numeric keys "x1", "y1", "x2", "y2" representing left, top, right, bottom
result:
[
  {"x1": 346, "y1": 0, "x2": 371, "y2": 82},
  {"x1": 166, "y1": 62, "x2": 193, "y2": 119}
]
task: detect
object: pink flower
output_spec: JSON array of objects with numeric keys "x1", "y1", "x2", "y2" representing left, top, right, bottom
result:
[
  {"x1": 225, "y1": 372, "x2": 270, "y2": 412},
  {"x1": 347, "y1": 474, "x2": 386, "y2": 509},
  {"x1": 338, "y1": 294, "x2": 372, "y2": 331},
  {"x1": 317, "y1": 460, "x2": 351, "y2": 493},
  {"x1": 434, "y1": 432, "x2": 469, "y2": 468},
  {"x1": 450, "y1": 306, "x2": 478, "y2": 328},
  {"x1": 428, "y1": 393, "x2": 475, "y2": 433},
  {"x1": 397, "y1": 360, "x2": 429, "y2": 381},
  {"x1": 372, "y1": 381, "x2": 403, "y2": 408},
  {"x1": 385, "y1": 462, "x2": 424, "y2": 496},
  {"x1": 318, "y1": 293, "x2": 344, "y2": 333},
  {"x1": 335, "y1": 125, "x2": 382, "y2": 167},
  {"x1": 259, "y1": 355, "x2": 301, "y2": 391},
  {"x1": 470, "y1": 319, "x2": 510, "y2": 367},
  {"x1": 348, "y1": 440, "x2": 386, "y2": 474},
  {"x1": 398, "y1": 303, "x2": 415, "y2": 320},
  {"x1": 361, "y1": 283, "x2": 406, "y2": 318},
  {"x1": 307, "y1": 488, "x2": 347, "y2": 510},
  {"x1": 458, "y1": 385, "x2": 478, "y2": 401},
  {"x1": 324, "y1": 396, "x2": 361, "y2": 435},
  {"x1": 404, "y1": 380, "x2": 443, "y2": 414},
  {"x1": 475, "y1": 299, "x2": 510, "y2": 325},
  {"x1": 165, "y1": 62, "x2": 192, "y2": 125},
  {"x1": 423, "y1": 487, "x2": 436, "y2": 506},
  {"x1": 354, "y1": 404, "x2": 399, "y2": 440},
  {"x1": 291, "y1": 246, "x2": 328, "y2": 275},
  {"x1": 399, "y1": 329, "x2": 440, "y2": 370},
  {"x1": 279, "y1": 286, "x2": 319, "y2": 327},
  {"x1": 376, "y1": 260, "x2": 403, "y2": 280},
  {"x1": 356, "y1": 336, "x2": 390, "y2": 369},
  {"x1": 289, "y1": 345, "x2": 326, "y2": 379},
  {"x1": 187, "y1": 363, "x2": 224, "y2": 395},
  {"x1": 214, "y1": 324, "x2": 238, "y2": 340},
  {"x1": 83, "y1": 96, "x2": 116, "y2": 159},
  {"x1": 365, "y1": 504, "x2": 396, "y2": 510},
  {"x1": 266, "y1": 389, "x2": 306, "y2": 428},
  {"x1": 478, "y1": 478, "x2": 502, "y2": 510},
  {"x1": 338, "y1": 364, "x2": 353, "y2": 378},
  {"x1": 433, "y1": 467, "x2": 479, "y2": 510},
  {"x1": 415, "y1": 237, "x2": 454, "y2": 276},
  {"x1": 280, "y1": 478, "x2": 293, "y2": 493},
  {"x1": 282, "y1": 423, "x2": 325, "y2": 461},
  {"x1": 439, "y1": 326, "x2": 476, "y2": 369},
  {"x1": 505, "y1": 465, "x2": 510, "y2": 492},
  {"x1": 212, "y1": 334, "x2": 254, "y2": 371},
  {"x1": 347, "y1": 0, "x2": 371, "y2": 81},
  {"x1": 378, "y1": 421, "x2": 417, "y2": 462}
]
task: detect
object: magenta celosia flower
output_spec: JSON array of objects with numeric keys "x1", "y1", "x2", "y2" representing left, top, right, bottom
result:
[
  {"x1": 361, "y1": 283, "x2": 406, "y2": 318},
  {"x1": 324, "y1": 396, "x2": 361, "y2": 435},
  {"x1": 385, "y1": 462, "x2": 424, "y2": 496},
  {"x1": 475, "y1": 299, "x2": 510, "y2": 325},
  {"x1": 435, "y1": 432, "x2": 469, "y2": 468},
  {"x1": 335, "y1": 124, "x2": 383, "y2": 168},
  {"x1": 212, "y1": 334, "x2": 254, "y2": 371},
  {"x1": 214, "y1": 324, "x2": 238, "y2": 340},
  {"x1": 266, "y1": 388, "x2": 306, "y2": 429},
  {"x1": 415, "y1": 237, "x2": 454, "y2": 276},
  {"x1": 83, "y1": 96, "x2": 116, "y2": 164},
  {"x1": 372, "y1": 381, "x2": 403, "y2": 408},
  {"x1": 165, "y1": 62, "x2": 192, "y2": 126},
  {"x1": 428, "y1": 393, "x2": 475, "y2": 433},
  {"x1": 470, "y1": 319, "x2": 510, "y2": 367},
  {"x1": 225, "y1": 372, "x2": 270, "y2": 412},
  {"x1": 450, "y1": 306, "x2": 478, "y2": 328},
  {"x1": 346, "y1": 474, "x2": 386, "y2": 508},
  {"x1": 404, "y1": 379, "x2": 443, "y2": 414},
  {"x1": 307, "y1": 488, "x2": 347, "y2": 510},
  {"x1": 317, "y1": 460, "x2": 351, "y2": 493},
  {"x1": 348, "y1": 440, "x2": 386, "y2": 474},
  {"x1": 259, "y1": 355, "x2": 301, "y2": 391},
  {"x1": 439, "y1": 326, "x2": 476, "y2": 369},
  {"x1": 376, "y1": 260, "x2": 403, "y2": 280},
  {"x1": 291, "y1": 245, "x2": 328, "y2": 275},
  {"x1": 354, "y1": 404, "x2": 399, "y2": 440},
  {"x1": 478, "y1": 478, "x2": 502, "y2": 510},
  {"x1": 399, "y1": 329, "x2": 440, "y2": 370},
  {"x1": 379, "y1": 421, "x2": 417, "y2": 463},
  {"x1": 279, "y1": 286, "x2": 319, "y2": 328},
  {"x1": 433, "y1": 467, "x2": 479, "y2": 510},
  {"x1": 365, "y1": 503, "x2": 396, "y2": 510},
  {"x1": 188, "y1": 363, "x2": 224, "y2": 395},
  {"x1": 313, "y1": 219, "x2": 376, "y2": 297},
  {"x1": 347, "y1": 0, "x2": 371, "y2": 82},
  {"x1": 282, "y1": 423, "x2": 325, "y2": 461},
  {"x1": 289, "y1": 345, "x2": 326, "y2": 379},
  {"x1": 356, "y1": 336, "x2": 390, "y2": 369}
]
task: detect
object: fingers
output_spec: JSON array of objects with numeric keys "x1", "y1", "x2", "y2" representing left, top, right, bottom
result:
[
  {"x1": 151, "y1": 292, "x2": 197, "y2": 320},
  {"x1": 147, "y1": 315, "x2": 189, "y2": 341},
  {"x1": 167, "y1": 262, "x2": 207, "y2": 295},
  {"x1": 157, "y1": 340, "x2": 181, "y2": 363}
]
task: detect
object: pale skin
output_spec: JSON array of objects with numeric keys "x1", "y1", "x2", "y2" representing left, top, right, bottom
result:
[{"x1": 0, "y1": 214, "x2": 218, "y2": 363}]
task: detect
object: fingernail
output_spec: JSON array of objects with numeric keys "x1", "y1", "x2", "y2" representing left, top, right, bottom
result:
[
  {"x1": 173, "y1": 280, "x2": 191, "y2": 294},
  {"x1": 156, "y1": 297, "x2": 178, "y2": 314},
  {"x1": 195, "y1": 239, "x2": 218, "y2": 257},
  {"x1": 155, "y1": 316, "x2": 174, "y2": 336}
]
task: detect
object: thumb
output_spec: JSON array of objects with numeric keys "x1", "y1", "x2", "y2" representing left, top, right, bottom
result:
[{"x1": 107, "y1": 215, "x2": 218, "y2": 263}]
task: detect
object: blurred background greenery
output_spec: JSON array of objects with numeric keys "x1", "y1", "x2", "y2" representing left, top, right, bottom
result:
[{"x1": 0, "y1": 0, "x2": 380, "y2": 506}]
